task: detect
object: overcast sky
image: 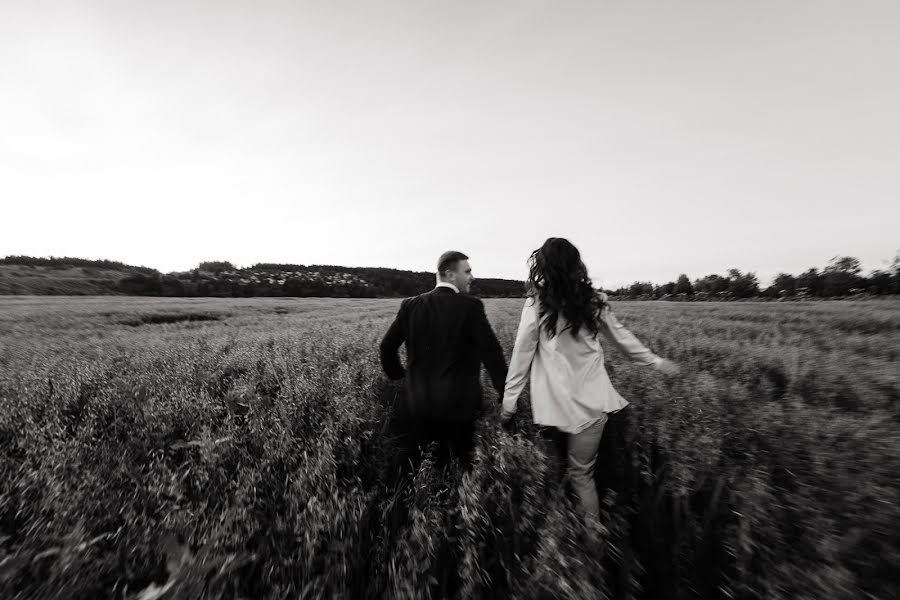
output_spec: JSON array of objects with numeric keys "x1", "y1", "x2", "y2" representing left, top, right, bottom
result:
[{"x1": 1, "y1": 0, "x2": 898, "y2": 288}]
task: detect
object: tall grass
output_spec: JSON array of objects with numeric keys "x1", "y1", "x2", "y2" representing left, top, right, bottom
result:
[{"x1": 0, "y1": 297, "x2": 897, "y2": 599}]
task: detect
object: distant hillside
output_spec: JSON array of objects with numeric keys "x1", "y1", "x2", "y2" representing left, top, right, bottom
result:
[
  {"x1": 0, "y1": 264, "x2": 124, "y2": 295},
  {"x1": 0, "y1": 256, "x2": 525, "y2": 298},
  {"x1": 0, "y1": 255, "x2": 158, "y2": 275}
]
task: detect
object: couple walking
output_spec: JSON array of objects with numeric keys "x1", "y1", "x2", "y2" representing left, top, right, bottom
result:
[{"x1": 379, "y1": 237, "x2": 678, "y2": 520}]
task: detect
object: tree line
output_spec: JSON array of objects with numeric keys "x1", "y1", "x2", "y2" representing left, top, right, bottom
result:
[
  {"x1": 608, "y1": 255, "x2": 900, "y2": 300},
  {"x1": 2, "y1": 256, "x2": 524, "y2": 298},
  {"x1": 6, "y1": 254, "x2": 899, "y2": 300},
  {"x1": 117, "y1": 263, "x2": 525, "y2": 298}
]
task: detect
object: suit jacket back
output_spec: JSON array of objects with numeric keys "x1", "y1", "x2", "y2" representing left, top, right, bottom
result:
[{"x1": 380, "y1": 287, "x2": 507, "y2": 421}]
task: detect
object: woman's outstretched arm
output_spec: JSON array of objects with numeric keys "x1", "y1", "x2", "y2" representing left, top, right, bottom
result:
[{"x1": 598, "y1": 301, "x2": 678, "y2": 374}]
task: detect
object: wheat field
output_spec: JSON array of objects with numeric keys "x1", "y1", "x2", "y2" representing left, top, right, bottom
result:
[{"x1": 0, "y1": 296, "x2": 897, "y2": 599}]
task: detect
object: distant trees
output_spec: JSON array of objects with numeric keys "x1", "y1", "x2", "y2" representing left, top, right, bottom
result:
[
  {"x1": 821, "y1": 256, "x2": 863, "y2": 297},
  {"x1": 609, "y1": 252, "x2": 900, "y2": 300},
  {"x1": 770, "y1": 273, "x2": 797, "y2": 297},
  {"x1": 283, "y1": 277, "x2": 327, "y2": 297},
  {"x1": 796, "y1": 269, "x2": 825, "y2": 297},
  {"x1": 117, "y1": 273, "x2": 162, "y2": 295},
  {"x1": 674, "y1": 274, "x2": 693, "y2": 295},
  {"x1": 160, "y1": 276, "x2": 186, "y2": 296},
  {"x1": 5, "y1": 253, "x2": 898, "y2": 300},
  {"x1": 657, "y1": 281, "x2": 676, "y2": 296},
  {"x1": 693, "y1": 274, "x2": 729, "y2": 297},
  {"x1": 727, "y1": 269, "x2": 760, "y2": 299},
  {"x1": 250, "y1": 263, "x2": 305, "y2": 271},
  {"x1": 108, "y1": 264, "x2": 526, "y2": 299},
  {"x1": 197, "y1": 261, "x2": 235, "y2": 274},
  {"x1": 866, "y1": 270, "x2": 893, "y2": 295},
  {"x1": 628, "y1": 282, "x2": 655, "y2": 298}
]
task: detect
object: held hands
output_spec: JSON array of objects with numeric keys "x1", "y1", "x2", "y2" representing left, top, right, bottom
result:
[
  {"x1": 497, "y1": 389, "x2": 516, "y2": 432},
  {"x1": 495, "y1": 386, "x2": 518, "y2": 432},
  {"x1": 499, "y1": 410, "x2": 516, "y2": 433}
]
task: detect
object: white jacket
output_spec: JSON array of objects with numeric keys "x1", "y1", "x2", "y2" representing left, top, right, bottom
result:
[{"x1": 501, "y1": 294, "x2": 664, "y2": 433}]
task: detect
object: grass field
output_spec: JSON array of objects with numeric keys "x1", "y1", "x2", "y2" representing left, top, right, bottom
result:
[{"x1": 0, "y1": 296, "x2": 898, "y2": 599}]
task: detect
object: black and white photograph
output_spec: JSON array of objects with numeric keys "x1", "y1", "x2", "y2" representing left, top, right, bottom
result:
[{"x1": 1, "y1": 1, "x2": 898, "y2": 599}]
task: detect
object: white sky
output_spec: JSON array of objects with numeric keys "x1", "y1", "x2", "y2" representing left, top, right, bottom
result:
[{"x1": 1, "y1": 0, "x2": 898, "y2": 288}]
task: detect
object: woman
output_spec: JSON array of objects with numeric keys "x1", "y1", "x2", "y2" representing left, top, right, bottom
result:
[{"x1": 500, "y1": 237, "x2": 679, "y2": 521}]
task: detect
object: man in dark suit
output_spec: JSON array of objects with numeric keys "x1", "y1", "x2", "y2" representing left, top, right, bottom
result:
[{"x1": 380, "y1": 250, "x2": 508, "y2": 472}]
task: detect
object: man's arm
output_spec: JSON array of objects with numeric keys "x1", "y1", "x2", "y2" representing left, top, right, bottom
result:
[
  {"x1": 469, "y1": 299, "x2": 508, "y2": 395},
  {"x1": 379, "y1": 300, "x2": 408, "y2": 380}
]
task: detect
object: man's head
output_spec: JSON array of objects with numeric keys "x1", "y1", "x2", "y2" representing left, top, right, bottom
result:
[{"x1": 436, "y1": 250, "x2": 473, "y2": 293}]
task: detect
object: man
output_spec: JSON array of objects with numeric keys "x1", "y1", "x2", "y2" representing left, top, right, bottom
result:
[{"x1": 379, "y1": 250, "x2": 508, "y2": 472}]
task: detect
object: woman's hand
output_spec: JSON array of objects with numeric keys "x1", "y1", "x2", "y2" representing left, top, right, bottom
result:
[{"x1": 655, "y1": 358, "x2": 681, "y2": 376}]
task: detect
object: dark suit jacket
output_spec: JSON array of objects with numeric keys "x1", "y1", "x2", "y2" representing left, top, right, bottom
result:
[{"x1": 379, "y1": 287, "x2": 508, "y2": 422}]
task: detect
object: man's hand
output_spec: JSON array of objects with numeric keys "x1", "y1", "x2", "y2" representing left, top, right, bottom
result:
[
  {"x1": 379, "y1": 300, "x2": 408, "y2": 380},
  {"x1": 500, "y1": 410, "x2": 516, "y2": 432}
]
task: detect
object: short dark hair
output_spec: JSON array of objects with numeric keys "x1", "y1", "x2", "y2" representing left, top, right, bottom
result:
[{"x1": 437, "y1": 250, "x2": 469, "y2": 276}]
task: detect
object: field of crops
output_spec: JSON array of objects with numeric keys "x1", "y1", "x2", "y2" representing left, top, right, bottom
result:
[{"x1": 0, "y1": 296, "x2": 897, "y2": 599}]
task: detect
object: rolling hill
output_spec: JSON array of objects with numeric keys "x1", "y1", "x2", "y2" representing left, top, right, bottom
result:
[{"x1": 0, "y1": 256, "x2": 525, "y2": 298}]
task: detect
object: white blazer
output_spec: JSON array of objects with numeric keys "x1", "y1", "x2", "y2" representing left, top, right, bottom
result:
[{"x1": 501, "y1": 293, "x2": 664, "y2": 433}]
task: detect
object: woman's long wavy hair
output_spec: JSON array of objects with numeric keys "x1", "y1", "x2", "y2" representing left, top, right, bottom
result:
[{"x1": 526, "y1": 237, "x2": 606, "y2": 338}]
